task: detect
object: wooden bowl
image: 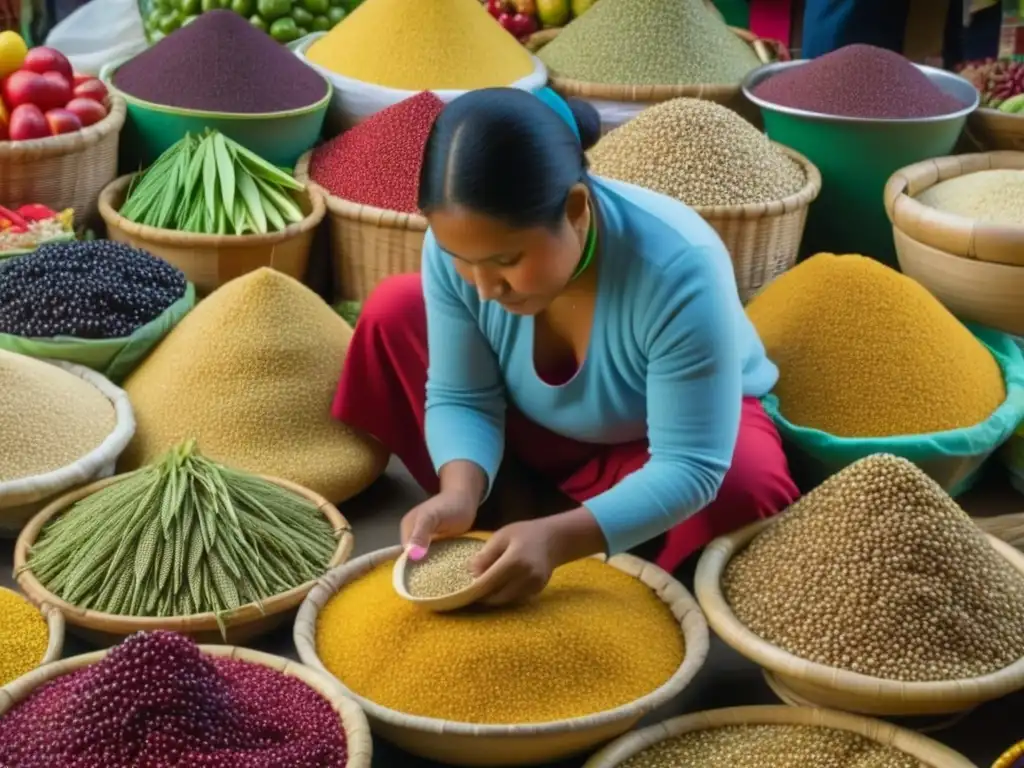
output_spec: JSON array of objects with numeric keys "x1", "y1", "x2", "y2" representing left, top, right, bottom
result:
[
  {"x1": 968, "y1": 107, "x2": 1024, "y2": 152},
  {"x1": 295, "y1": 546, "x2": 710, "y2": 766},
  {"x1": 0, "y1": 645, "x2": 372, "y2": 768},
  {"x1": 0, "y1": 587, "x2": 64, "y2": 683},
  {"x1": 695, "y1": 518, "x2": 1024, "y2": 716},
  {"x1": 391, "y1": 537, "x2": 491, "y2": 613},
  {"x1": 582, "y1": 705, "x2": 975, "y2": 767},
  {"x1": 14, "y1": 473, "x2": 353, "y2": 647}
]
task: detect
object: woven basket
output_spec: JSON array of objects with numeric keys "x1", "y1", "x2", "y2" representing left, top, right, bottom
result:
[
  {"x1": 695, "y1": 144, "x2": 821, "y2": 302},
  {"x1": 582, "y1": 705, "x2": 975, "y2": 767},
  {"x1": 967, "y1": 108, "x2": 1024, "y2": 152},
  {"x1": 98, "y1": 172, "x2": 326, "y2": 297},
  {"x1": 13, "y1": 473, "x2": 354, "y2": 647},
  {"x1": 0, "y1": 587, "x2": 65, "y2": 678},
  {"x1": 995, "y1": 738, "x2": 1024, "y2": 768},
  {"x1": 695, "y1": 518, "x2": 1024, "y2": 717},
  {"x1": 0, "y1": 96, "x2": 126, "y2": 226},
  {"x1": 294, "y1": 547, "x2": 709, "y2": 766},
  {"x1": 0, "y1": 645, "x2": 373, "y2": 768},
  {"x1": 294, "y1": 151, "x2": 427, "y2": 302}
]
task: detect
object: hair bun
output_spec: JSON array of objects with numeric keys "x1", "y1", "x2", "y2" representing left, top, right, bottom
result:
[{"x1": 565, "y1": 98, "x2": 601, "y2": 151}]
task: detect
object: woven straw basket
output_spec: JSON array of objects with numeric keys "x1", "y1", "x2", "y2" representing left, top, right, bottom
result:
[
  {"x1": 0, "y1": 587, "x2": 65, "y2": 674},
  {"x1": 294, "y1": 546, "x2": 709, "y2": 766},
  {"x1": 294, "y1": 151, "x2": 427, "y2": 302},
  {"x1": 976, "y1": 514, "x2": 1024, "y2": 552},
  {"x1": 695, "y1": 518, "x2": 1024, "y2": 717},
  {"x1": 98, "y1": 173, "x2": 326, "y2": 297},
  {"x1": 995, "y1": 738, "x2": 1024, "y2": 768},
  {"x1": 582, "y1": 705, "x2": 976, "y2": 767},
  {"x1": 967, "y1": 108, "x2": 1024, "y2": 152},
  {"x1": 884, "y1": 152, "x2": 1024, "y2": 335},
  {"x1": 0, "y1": 645, "x2": 373, "y2": 768},
  {"x1": 0, "y1": 95, "x2": 126, "y2": 226},
  {"x1": 13, "y1": 473, "x2": 353, "y2": 647}
]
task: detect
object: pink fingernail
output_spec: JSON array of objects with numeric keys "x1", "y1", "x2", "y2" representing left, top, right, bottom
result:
[{"x1": 407, "y1": 545, "x2": 427, "y2": 562}]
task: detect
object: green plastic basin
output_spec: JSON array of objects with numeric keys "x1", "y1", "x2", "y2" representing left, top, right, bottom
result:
[
  {"x1": 99, "y1": 58, "x2": 331, "y2": 169},
  {"x1": 743, "y1": 61, "x2": 978, "y2": 267}
]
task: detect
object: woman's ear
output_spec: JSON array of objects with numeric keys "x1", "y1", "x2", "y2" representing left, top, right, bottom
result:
[{"x1": 565, "y1": 183, "x2": 590, "y2": 241}]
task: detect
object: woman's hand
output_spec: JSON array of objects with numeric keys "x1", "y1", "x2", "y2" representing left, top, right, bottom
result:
[{"x1": 400, "y1": 489, "x2": 479, "y2": 561}]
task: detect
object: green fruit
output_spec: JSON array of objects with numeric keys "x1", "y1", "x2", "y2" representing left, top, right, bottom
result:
[
  {"x1": 311, "y1": 13, "x2": 331, "y2": 29},
  {"x1": 150, "y1": 30, "x2": 167, "y2": 42},
  {"x1": 291, "y1": 6, "x2": 313, "y2": 24},
  {"x1": 231, "y1": 0, "x2": 253, "y2": 14},
  {"x1": 250, "y1": 13, "x2": 268, "y2": 29},
  {"x1": 328, "y1": 0, "x2": 345, "y2": 6},
  {"x1": 182, "y1": 13, "x2": 200, "y2": 23},
  {"x1": 536, "y1": 0, "x2": 569, "y2": 27},
  {"x1": 998, "y1": 93, "x2": 1024, "y2": 114},
  {"x1": 257, "y1": 0, "x2": 291, "y2": 19},
  {"x1": 570, "y1": 0, "x2": 595, "y2": 14},
  {"x1": 178, "y1": 0, "x2": 201, "y2": 13},
  {"x1": 200, "y1": 0, "x2": 219, "y2": 12},
  {"x1": 154, "y1": 0, "x2": 173, "y2": 11},
  {"x1": 158, "y1": 10, "x2": 182, "y2": 32},
  {"x1": 269, "y1": 15, "x2": 301, "y2": 41},
  {"x1": 326, "y1": 6, "x2": 345, "y2": 24},
  {"x1": 296, "y1": 25, "x2": 309, "y2": 35},
  {"x1": 302, "y1": 0, "x2": 329, "y2": 14}
]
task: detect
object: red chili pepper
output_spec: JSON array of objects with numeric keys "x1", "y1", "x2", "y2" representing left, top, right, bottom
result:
[
  {"x1": 15, "y1": 204, "x2": 58, "y2": 222},
  {"x1": 0, "y1": 205, "x2": 29, "y2": 230}
]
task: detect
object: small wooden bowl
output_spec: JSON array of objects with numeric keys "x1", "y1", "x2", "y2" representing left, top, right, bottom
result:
[
  {"x1": 968, "y1": 107, "x2": 1024, "y2": 152},
  {"x1": 0, "y1": 645, "x2": 372, "y2": 768},
  {"x1": 391, "y1": 538, "x2": 490, "y2": 612},
  {"x1": 0, "y1": 587, "x2": 65, "y2": 683},
  {"x1": 14, "y1": 473, "x2": 353, "y2": 647},
  {"x1": 295, "y1": 546, "x2": 710, "y2": 766},
  {"x1": 582, "y1": 705, "x2": 975, "y2": 767},
  {"x1": 695, "y1": 518, "x2": 1024, "y2": 716}
]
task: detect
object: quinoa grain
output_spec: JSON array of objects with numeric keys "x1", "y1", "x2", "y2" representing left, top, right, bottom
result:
[{"x1": 405, "y1": 537, "x2": 486, "y2": 598}]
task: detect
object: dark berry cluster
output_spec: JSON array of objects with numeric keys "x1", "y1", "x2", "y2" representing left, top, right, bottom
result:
[{"x1": 0, "y1": 240, "x2": 186, "y2": 340}]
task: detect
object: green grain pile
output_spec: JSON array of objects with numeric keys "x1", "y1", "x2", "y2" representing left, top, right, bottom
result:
[
  {"x1": 405, "y1": 537, "x2": 486, "y2": 598},
  {"x1": 724, "y1": 454, "x2": 1024, "y2": 682},
  {"x1": 621, "y1": 724, "x2": 922, "y2": 768},
  {"x1": 538, "y1": 0, "x2": 760, "y2": 86},
  {"x1": 0, "y1": 350, "x2": 115, "y2": 482},
  {"x1": 916, "y1": 169, "x2": 1024, "y2": 226},
  {"x1": 589, "y1": 99, "x2": 805, "y2": 207}
]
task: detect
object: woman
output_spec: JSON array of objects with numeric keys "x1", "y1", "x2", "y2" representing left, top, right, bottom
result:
[{"x1": 333, "y1": 87, "x2": 799, "y2": 606}]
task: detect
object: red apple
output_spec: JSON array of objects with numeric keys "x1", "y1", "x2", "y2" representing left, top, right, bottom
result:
[
  {"x1": 508, "y1": 12, "x2": 538, "y2": 37},
  {"x1": 72, "y1": 77, "x2": 107, "y2": 103},
  {"x1": 21, "y1": 46, "x2": 73, "y2": 81},
  {"x1": 72, "y1": 72, "x2": 92, "y2": 87},
  {"x1": 8, "y1": 103, "x2": 48, "y2": 140},
  {"x1": 41, "y1": 71, "x2": 71, "y2": 107},
  {"x1": 44, "y1": 107, "x2": 81, "y2": 136},
  {"x1": 497, "y1": 11, "x2": 515, "y2": 31},
  {"x1": 486, "y1": 0, "x2": 506, "y2": 17},
  {"x1": 64, "y1": 97, "x2": 107, "y2": 127},
  {"x1": 2, "y1": 70, "x2": 62, "y2": 111}
]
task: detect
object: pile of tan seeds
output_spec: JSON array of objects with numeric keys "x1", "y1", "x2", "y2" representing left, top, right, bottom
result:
[
  {"x1": 724, "y1": 454, "x2": 1024, "y2": 681},
  {"x1": 405, "y1": 537, "x2": 486, "y2": 598}
]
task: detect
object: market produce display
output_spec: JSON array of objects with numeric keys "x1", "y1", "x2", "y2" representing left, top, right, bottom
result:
[
  {"x1": 142, "y1": 0, "x2": 361, "y2": 43},
  {"x1": 483, "y1": 0, "x2": 597, "y2": 40},
  {"x1": 588, "y1": 98, "x2": 805, "y2": 207},
  {"x1": 916, "y1": 168, "x2": 1024, "y2": 225},
  {"x1": 724, "y1": 454, "x2": 1024, "y2": 681},
  {"x1": 309, "y1": 91, "x2": 444, "y2": 213},
  {"x1": 0, "y1": 588, "x2": 48, "y2": 687},
  {"x1": 0, "y1": 631, "x2": 350, "y2": 767},
  {"x1": 538, "y1": 0, "x2": 759, "y2": 86},
  {"x1": 620, "y1": 724, "x2": 918, "y2": 768},
  {"x1": 121, "y1": 130, "x2": 307, "y2": 235},
  {"x1": 752, "y1": 44, "x2": 966, "y2": 119},
  {"x1": 316, "y1": 555, "x2": 683, "y2": 723},
  {"x1": 745, "y1": 254, "x2": 1005, "y2": 438},
  {"x1": 114, "y1": 10, "x2": 329, "y2": 113},
  {"x1": 957, "y1": 57, "x2": 1024, "y2": 112},
  {"x1": 119, "y1": 268, "x2": 386, "y2": 503},
  {"x1": 404, "y1": 537, "x2": 485, "y2": 599},
  {"x1": 305, "y1": 0, "x2": 537, "y2": 90},
  {"x1": 0, "y1": 350, "x2": 115, "y2": 483},
  {"x1": 0, "y1": 205, "x2": 73, "y2": 254}
]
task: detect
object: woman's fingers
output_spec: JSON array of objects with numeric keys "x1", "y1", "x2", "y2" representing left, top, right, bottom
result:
[
  {"x1": 470, "y1": 531, "x2": 508, "y2": 578},
  {"x1": 401, "y1": 503, "x2": 440, "y2": 561}
]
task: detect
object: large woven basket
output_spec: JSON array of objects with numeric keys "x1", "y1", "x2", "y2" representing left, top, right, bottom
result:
[
  {"x1": 295, "y1": 546, "x2": 709, "y2": 766},
  {"x1": 294, "y1": 151, "x2": 427, "y2": 302},
  {"x1": 696, "y1": 144, "x2": 821, "y2": 302},
  {"x1": 0, "y1": 96, "x2": 126, "y2": 226},
  {"x1": 0, "y1": 645, "x2": 373, "y2": 768},
  {"x1": 695, "y1": 518, "x2": 1024, "y2": 717},
  {"x1": 0, "y1": 587, "x2": 65, "y2": 681},
  {"x1": 582, "y1": 705, "x2": 975, "y2": 767},
  {"x1": 14, "y1": 473, "x2": 353, "y2": 647},
  {"x1": 98, "y1": 172, "x2": 325, "y2": 296},
  {"x1": 967, "y1": 108, "x2": 1024, "y2": 152}
]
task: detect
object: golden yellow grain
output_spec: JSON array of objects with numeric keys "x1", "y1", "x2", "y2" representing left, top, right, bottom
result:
[
  {"x1": 306, "y1": 0, "x2": 535, "y2": 90},
  {"x1": 0, "y1": 351, "x2": 115, "y2": 482},
  {"x1": 746, "y1": 253, "x2": 1005, "y2": 437},
  {"x1": 119, "y1": 268, "x2": 386, "y2": 503},
  {"x1": 0, "y1": 588, "x2": 49, "y2": 686},
  {"x1": 317, "y1": 556, "x2": 684, "y2": 724}
]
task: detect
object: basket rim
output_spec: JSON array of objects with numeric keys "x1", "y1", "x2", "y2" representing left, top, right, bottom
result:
[
  {"x1": 13, "y1": 472, "x2": 354, "y2": 635},
  {"x1": 695, "y1": 517, "x2": 1024, "y2": 707},
  {"x1": 294, "y1": 546, "x2": 710, "y2": 737},
  {"x1": 581, "y1": 704, "x2": 976, "y2": 767},
  {"x1": 0, "y1": 95, "x2": 127, "y2": 160},
  {"x1": 0, "y1": 586, "x2": 64, "y2": 670},
  {"x1": 0, "y1": 644, "x2": 372, "y2": 768},
  {"x1": 97, "y1": 172, "x2": 327, "y2": 247},
  {"x1": 894, "y1": 225, "x2": 1024, "y2": 279}
]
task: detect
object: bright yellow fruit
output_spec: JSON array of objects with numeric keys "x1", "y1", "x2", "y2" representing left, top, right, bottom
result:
[{"x1": 0, "y1": 31, "x2": 28, "y2": 79}]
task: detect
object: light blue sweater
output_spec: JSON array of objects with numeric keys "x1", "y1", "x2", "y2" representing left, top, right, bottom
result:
[{"x1": 422, "y1": 176, "x2": 778, "y2": 554}]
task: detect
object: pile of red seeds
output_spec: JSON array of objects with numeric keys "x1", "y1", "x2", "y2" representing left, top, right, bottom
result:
[
  {"x1": 309, "y1": 91, "x2": 445, "y2": 213},
  {"x1": 753, "y1": 44, "x2": 965, "y2": 119},
  {"x1": 0, "y1": 631, "x2": 349, "y2": 768}
]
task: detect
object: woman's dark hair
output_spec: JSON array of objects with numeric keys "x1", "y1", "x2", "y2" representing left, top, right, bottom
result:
[{"x1": 418, "y1": 88, "x2": 602, "y2": 230}]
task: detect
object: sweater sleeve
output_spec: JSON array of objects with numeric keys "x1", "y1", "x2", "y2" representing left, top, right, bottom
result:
[
  {"x1": 584, "y1": 247, "x2": 743, "y2": 554},
  {"x1": 422, "y1": 234, "x2": 506, "y2": 493}
]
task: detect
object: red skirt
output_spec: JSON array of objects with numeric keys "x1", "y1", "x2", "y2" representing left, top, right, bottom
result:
[{"x1": 332, "y1": 274, "x2": 799, "y2": 573}]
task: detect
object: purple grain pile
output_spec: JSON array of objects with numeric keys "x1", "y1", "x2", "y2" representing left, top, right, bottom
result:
[
  {"x1": 113, "y1": 10, "x2": 328, "y2": 113},
  {"x1": 753, "y1": 44, "x2": 965, "y2": 119},
  {"x1": 0, "y1": 631, "x2": 350, "y2": 768}
]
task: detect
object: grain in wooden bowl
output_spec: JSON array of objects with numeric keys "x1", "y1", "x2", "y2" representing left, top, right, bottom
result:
[
  {"x1": 0, "y1": 588, "x2": 63, "y2": 688},
  {"x1": 696, "y1": 453, "x2": 1024, "y2": 717},
  {"x1": 295, "y1": 547, "x2": 708, "y2": 766}
]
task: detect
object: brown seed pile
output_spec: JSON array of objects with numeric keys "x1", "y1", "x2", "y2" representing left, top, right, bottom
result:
[
  {"x1": 405, "y1": 538, "x2": 486, "y2": 598},
  {"x1": 620, "y1": 724, "x2": 923, "y2": 768},
  {"x1": 724, "y1": 454, "x2": 1024, "y2": 682},
  {"x1": 588, "y1": 98, "x2": 806, "y2": 207}
]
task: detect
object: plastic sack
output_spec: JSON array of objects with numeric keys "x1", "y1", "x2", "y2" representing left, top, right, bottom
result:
[
  {"x1": 0, "y1": 283, "x2": 196, "y2": 384},
  {"x1": 44, "y1": 0, "x2": 148, "y2": 76},
  {"x1": 291, "y1": 32, "x2": 548, "y2": 131},
  {"x1": 763, "y1": 324, "x2": 1024, "y2": 495}
]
